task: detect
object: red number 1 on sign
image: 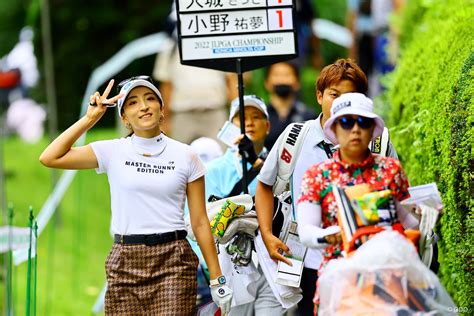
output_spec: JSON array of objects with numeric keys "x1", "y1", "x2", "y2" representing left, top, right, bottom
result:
[{"x1": 276, "y1": 10, "x2": 283, "y2": 28}]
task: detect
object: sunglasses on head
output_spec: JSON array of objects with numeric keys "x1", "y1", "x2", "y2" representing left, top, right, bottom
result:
[
  {"x1": 116, "y1": 75, "x2": 155, "y2": 93},
  {"x1": 338, "y1": 116, "x2": 375, "y2": 130}
]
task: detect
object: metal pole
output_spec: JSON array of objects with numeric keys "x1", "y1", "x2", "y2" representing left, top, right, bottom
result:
[
  {"x1": 6, "y1": 204, "x2": 13, "y2": 316},
  {"x1": 26, "y1": 207, "x2": 34, "y2": 316},
  {"x1": 43, "y1": 208, "x2": 56, "y2": 316},
  {"x1": 40, "y1": 0, "x2": 59, "y2": 187},
  {"x1": 33, "y1": 221, "x2": 38, "y2": 316},
  {"x1": 1, "y1": 112, "x2": 8, "y2": 316},
  {"x1": 0, "y1": 114, "x2": 6, "y2": 224},
  {"x1": 236, "y1": 58, "x2": 248, "y2": 194},
  {"x1": 13, "y1": 259, "x2": 17, "y2": 315}
]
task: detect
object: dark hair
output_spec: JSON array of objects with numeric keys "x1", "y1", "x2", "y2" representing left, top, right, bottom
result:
[
  {"x1": 264, "y1": 60, "x2": 300, "y2": 81},
  {"x1": 316, "y1": 58, "x2": 368, "y2": 94}
]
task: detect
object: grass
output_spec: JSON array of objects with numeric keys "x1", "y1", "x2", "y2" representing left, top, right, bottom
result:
[{"x1": 3, "y1": 128, "x2": 119, "y2": 315}]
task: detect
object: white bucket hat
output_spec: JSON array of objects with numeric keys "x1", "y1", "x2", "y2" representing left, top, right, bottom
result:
[
  {"x1": 229, "y1": 95, "x2": 269, "y2": 121},
  {"x1": 117, "y1": 77, "x2": 164, "y2": 115},
  {"x1": 323, "y1": 92, "x2": 385, "y2": 144}
]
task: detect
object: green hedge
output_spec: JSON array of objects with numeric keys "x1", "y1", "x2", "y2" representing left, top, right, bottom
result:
[{"x1": 385, "y1": 0, "x2": 473, "y2": 313}]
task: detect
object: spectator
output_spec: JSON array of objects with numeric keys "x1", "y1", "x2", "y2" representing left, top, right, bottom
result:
[
  {"x1": 153, "y1": 37, "x2": 230, "y2": 144},
  {"x1": 153, "y1": 3, "x2": 238, "y2": 145},
  {"x1": 263, "y1": 61, "x2": 316, "y2": 150},
  {"x1": 206, "y1": 95, "x2": 269, "y2": 198},
  {"x1": 295, "y1": 0, "x2": 324, "y2": 69},
  {"x1": 205, "y1": 95, "x2": 290, "y2": 315},
  {"x1": 346, "y1": 0, "x2": 404, "y2": 95},
  {"x1": 190, "y1": 137, "x2": 223, "y2": 164}
]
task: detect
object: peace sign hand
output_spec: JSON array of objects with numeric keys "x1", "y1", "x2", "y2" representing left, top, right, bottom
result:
[{"x1": 86, "y1": 79, "x2": 123, "y2": 122}]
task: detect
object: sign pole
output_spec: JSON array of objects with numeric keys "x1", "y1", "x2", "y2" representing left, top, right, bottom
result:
[
  {"x1": 33, "y1": 221, "x2": 38, "y2": 316},
  {"x1": 236, "y1": 58, "x2": 248, "y2": 194},
  {"x1": 26, "y1": 208, "x2": 34, "y2": 316},
  {"x1": 176, "y1": 0, "x2": 298, "y2": 194},
  {"x1": 1, "y1": 112, "x2": 8, "y2": 316},
  {"x1": 6, "y1": 205, "x2": 13, "y2": 316}
]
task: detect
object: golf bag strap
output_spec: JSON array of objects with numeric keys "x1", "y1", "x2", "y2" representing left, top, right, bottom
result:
[
  {"x1": 274, "y1": 121, "x2": 312, "y2": 195},
  {"x1": 369, "y1": 127, "x2": 390, "y2": 156},
  {"x1": 227, "y1": 167, "x2": 260, "y2": 198}
]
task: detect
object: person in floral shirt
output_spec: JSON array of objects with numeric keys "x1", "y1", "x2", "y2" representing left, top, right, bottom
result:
[{"x1": 297, "y1": 92, "x2": 419, "y2": 265}]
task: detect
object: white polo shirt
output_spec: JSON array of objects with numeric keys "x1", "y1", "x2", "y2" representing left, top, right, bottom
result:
[
  {"x1": 90, "y1": 134, "x2": 206, "y2": 235},
  {"x1": 258, "y1": 115, "x2": 331, "y2": 270}
]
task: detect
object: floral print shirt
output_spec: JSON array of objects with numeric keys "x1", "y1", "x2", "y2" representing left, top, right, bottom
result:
[{"x1": 298, "y1": 150, "x2": 410, "y2": 264}]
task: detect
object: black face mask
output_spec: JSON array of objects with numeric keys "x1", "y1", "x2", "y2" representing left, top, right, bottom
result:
[{"x1": 273, "y1": 84, "x2": 294, "y2": 98}]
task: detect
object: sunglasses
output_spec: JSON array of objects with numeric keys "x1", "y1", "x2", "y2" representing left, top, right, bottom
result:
[
  {"x1": 337, "y1": 116, "x2": 375, "y2": 130},
  {"x1": 116, "y1": 75, "x2": 155, "y2": 93}
]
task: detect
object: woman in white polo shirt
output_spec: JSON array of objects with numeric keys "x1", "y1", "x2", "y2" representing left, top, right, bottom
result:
[{"x1": 39, "y1": 76, "x2": 232, "y2": 315}]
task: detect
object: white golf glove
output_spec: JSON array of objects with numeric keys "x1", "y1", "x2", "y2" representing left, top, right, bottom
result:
[{"x1": 210, "y1": 284, "x2": 233, "y2": 315}]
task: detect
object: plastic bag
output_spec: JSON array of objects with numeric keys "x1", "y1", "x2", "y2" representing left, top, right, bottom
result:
[{"x1": 318, "y1": 231, "x2": 457, "y2": 315}]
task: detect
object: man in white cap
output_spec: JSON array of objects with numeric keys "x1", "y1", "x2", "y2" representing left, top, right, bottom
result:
[
  {"x1": 204, "y1": 95, "x2": 290, "y2": 315},
  {"x1": 206, "y1": 95, "x2": 270, "y2": 198}
]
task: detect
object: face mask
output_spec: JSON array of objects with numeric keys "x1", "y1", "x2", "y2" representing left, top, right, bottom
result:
[{"x1": 273, "y1": 84, "x2": 294, "y2": 98}]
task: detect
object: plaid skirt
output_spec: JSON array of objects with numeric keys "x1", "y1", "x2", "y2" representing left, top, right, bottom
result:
[{"x1": 105, "y1": 238, "x2": 199, "y2": 315}]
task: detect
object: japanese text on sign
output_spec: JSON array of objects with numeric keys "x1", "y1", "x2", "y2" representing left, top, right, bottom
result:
[
  {"x1": 181, "y1": 9, "x2": 293, "y2": 35},
  {"x1": 179, "y1": 0, "x2": 267, "y2": 12}
]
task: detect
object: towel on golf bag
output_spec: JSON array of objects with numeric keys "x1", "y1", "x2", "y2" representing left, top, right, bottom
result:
[{"x1": 185, "y1": 194, "x2": 254, "y2": 241}]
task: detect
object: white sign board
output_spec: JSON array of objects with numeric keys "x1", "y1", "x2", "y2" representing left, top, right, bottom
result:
[
  {"x1": 0, "y1": 226, "x2": 35, "y2": 253},
  {"x1": 176, "y1": 0, "x2": 296, "y2": 65}
]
